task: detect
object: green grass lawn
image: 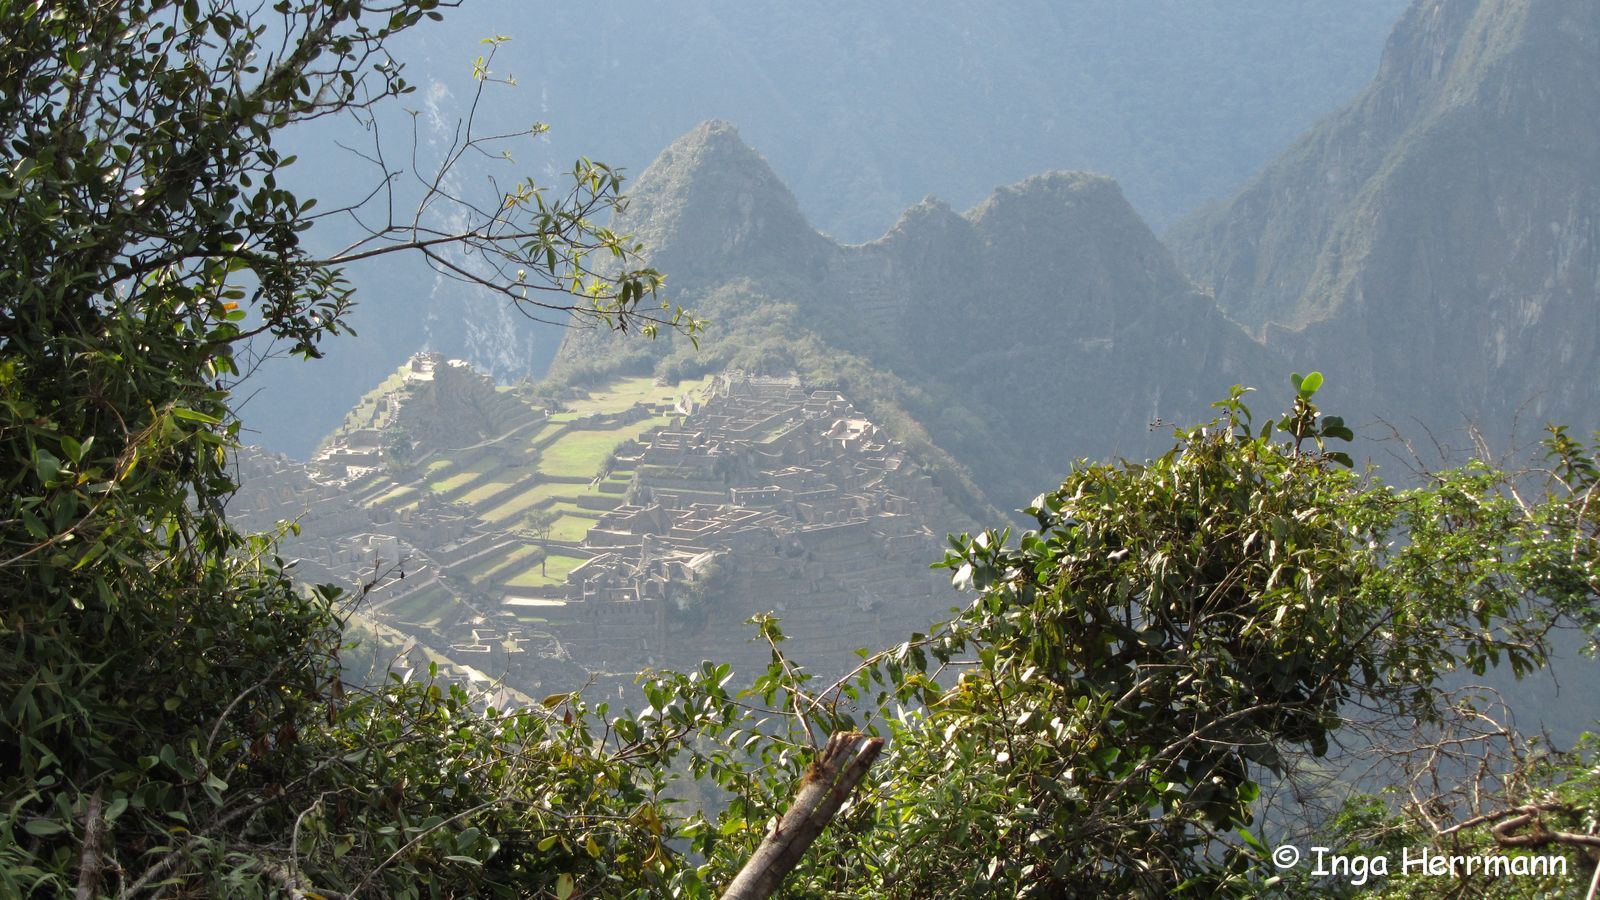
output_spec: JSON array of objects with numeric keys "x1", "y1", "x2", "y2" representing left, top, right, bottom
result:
[
  {"x1": 548, "y1": 513, "x2": 600, "y2": 543},
  {"x1": 427, "y1": 470, "x2": 477, "y2": 494},
  {"x1": 546, "y1": 500, "x2": 607, "y2": 517},
  {"x1": 385, "y1": 584, "x2": 454, "y2": 627},
  {"x1": 367, "y1": 484, "x2": 418, "y2": 508},
  {"x1": 565, "y1": 375, "x2": 710, "y2": 415},
  {"x1": 529, "y1": 421, "x2": 567, "y2": 448},
  {"x1": 504, "y1": 553, "x2": 586, "y2": 587},
  {"x1": 455, "y1": 543, "x2": 540, "y2": 584},
  {"x1": 457, "y1": 474, "x2": 529, "y2": 506},
  {"x1": 618, "y1": 416, "x2": 673, "y2": 442},
  {"x1": 343, "y1": 471, "x2": 389, "y2": 497},
  {"x1": 556, "y1": 374, "x2": 712, "y2": 418},
  {"x1": 536, "y1": 418, "x2": 672, "y2": 480},
  {"x1": 478, "y1": 544, "x2": 543, "y2": 583},
  {"x1": 480, "y1": 483, "x2": 571, "y2": 525},
  {"x1": 427, "y1": 452, "x2": 501, "y2": 494},
  {"x1": 537, "y1": 430, "x2": 624, "y2": 478}
]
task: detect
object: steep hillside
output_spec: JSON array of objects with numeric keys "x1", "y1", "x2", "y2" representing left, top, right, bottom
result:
[
  {"x1": 557, "y1": 122, "x2": 1280, "y2": 510},
  {"x1": 1169, "y1": 0, "x2": 1600, "y2": 433}
]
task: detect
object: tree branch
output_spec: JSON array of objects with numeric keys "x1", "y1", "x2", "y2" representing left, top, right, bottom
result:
[
  {"x1": 74, "y1": 787, "x2": 106, "y2": 900},
  {"x1": 720, "y1": 732, "x2": 884, "y2": 900}
]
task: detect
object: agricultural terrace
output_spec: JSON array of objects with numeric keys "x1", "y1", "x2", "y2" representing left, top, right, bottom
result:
[{"x1": 359, "y1": 373, "x2": 712, "y2": 600}]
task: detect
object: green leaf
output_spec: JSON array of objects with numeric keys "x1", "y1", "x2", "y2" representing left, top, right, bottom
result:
[
  {"x1": 23, "y1": 818, "x2": 64, "y2": 837},
  {"x1": 169, "y1": 406, "x2": 221, "y2": 425},
  {"x1": 33, "y1": 448, "x2": 61, "y2": 484},
  {"x1": 104, "y1": 796, "x2": 129, "y2": 824}
]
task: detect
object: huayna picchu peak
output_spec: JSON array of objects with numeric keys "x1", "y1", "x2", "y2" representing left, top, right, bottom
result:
[{"x1": 560, "y1": 122, "x2": 1280, "y2": 511}]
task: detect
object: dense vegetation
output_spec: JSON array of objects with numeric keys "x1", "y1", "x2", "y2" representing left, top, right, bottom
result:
[
  {"x1": 3, "y1": 2, "x2": 1598, "y2": 897},
  {"x1": 0, "y1": 2, "x2": 675, "y2": 894}
]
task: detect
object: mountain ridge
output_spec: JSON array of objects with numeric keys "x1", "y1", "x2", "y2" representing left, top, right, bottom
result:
[
  {"x1": 559, "y1": 122, "x2": 1280, "y2": 511},
  {"x1": 1168, "y1": 0, "x2": 1599, "y2": 433}
]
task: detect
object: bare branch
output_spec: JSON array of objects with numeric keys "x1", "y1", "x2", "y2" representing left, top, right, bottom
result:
[{"x1": 721, "y1": 732, "x2": 885, "y2": 900}]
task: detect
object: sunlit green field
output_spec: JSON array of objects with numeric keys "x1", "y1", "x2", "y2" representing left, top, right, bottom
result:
[
  {"x1": 564, "y1": 374, "x2": 712, "y2": 415},
  {"x1": 359, "y1": 374, "x2": 710, "y2": 594},
  {"x1": 480, "y1": 483, "x2": 568, "y2": 525},
  {"x1": 537, "y1": 430, "x2": 626, "y2": 478},
  {"x1": 384, "y1": 584, "x2": 453, "y2": 628},
  {"x1": 368, "y1": 485, "x2": 417, "y2": 508},
  {"x1": 548, "y1": 513, "x2": 601, "y2": 543},
  {"x1": 504, "y1": 553, "x2": 586, "y2": 587},
  {"x1": 427, "y1": 452, "x2": 502, "y2": 494}
]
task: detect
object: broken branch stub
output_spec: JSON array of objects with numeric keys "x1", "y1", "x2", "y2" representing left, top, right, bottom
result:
[{"x1": 721, "y1": 732, "x2": 885, "y2": 900}]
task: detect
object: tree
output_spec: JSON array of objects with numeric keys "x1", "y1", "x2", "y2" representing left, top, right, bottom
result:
[
  {"x1": 665, "y1": 377, "x2": 1598, "y2": 897},
  {"x1": 523, "y1": 507, "x2": 560, "y2": 575},
  {"x1": 3, "y1": 6, "x2": 1595, "y2": 893},
  {"x1": 0, "y1": 1, "x2": 697, "y2": 895},
  {"x1": 381, "y1": 422, "x2": 416, "y2": 475}
]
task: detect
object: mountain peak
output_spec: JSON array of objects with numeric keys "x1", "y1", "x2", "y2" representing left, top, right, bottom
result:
[
  {"x1": 1168, "y1": 0, "x2": 1599, "y2": 432},
  {"x1": 969, "y1": 170, "x2": 1190, "y2": 308},
  {"x1": 619, "y1": 120, "x2": 827, "y2": 285},
  {"x1": 645, "y1": 120, "x2": 761, "y2": 175}
]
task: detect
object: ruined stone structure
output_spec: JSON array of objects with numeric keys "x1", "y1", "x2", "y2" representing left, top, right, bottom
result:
[
  {"x1": 237, "y1": 361, "x2": 965, "y2": 700},
  {"x1": 544, "y1": 371, "x2": 957, "y2": 681}
]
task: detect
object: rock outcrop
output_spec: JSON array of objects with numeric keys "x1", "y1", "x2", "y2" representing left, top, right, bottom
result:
[{"x1": 1169, "y1": 0, "x2": 1600, "y2": 433}]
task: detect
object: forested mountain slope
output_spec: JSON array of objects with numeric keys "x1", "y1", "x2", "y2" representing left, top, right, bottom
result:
[{"x1": 1169, "y1": 0, "x2": 1600, "y2": 437}]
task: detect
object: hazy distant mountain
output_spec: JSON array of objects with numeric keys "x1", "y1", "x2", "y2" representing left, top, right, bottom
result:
[
  {"x1": 247, "y1": 2, "x2": 1406, "y2": 458},
  {"x1": 402, "y1": 0, "x2": 1407, "y2": 243},
  {"x1": 1169, "y1": 0, "x2": 1599, "y2": 438},
  {"x1": 557, "y1": 122, "x2": 1279, "y2": 511}
]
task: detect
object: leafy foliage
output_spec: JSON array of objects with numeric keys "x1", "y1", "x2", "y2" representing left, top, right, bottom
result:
[
  {"x1": 3, "y1": 1, "x2": 1597, "y2": 895},
  {"x1": 660, "y1": 378, "x2": 1599, "y2": 897},
  {"x1": 0, "y1": 1, "x2": 685, "y2": 894}
]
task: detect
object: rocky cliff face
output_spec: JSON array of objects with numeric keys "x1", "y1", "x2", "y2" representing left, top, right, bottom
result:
[
  {"x1": 561, "y1": 123, "x2": 1279, "y2": 510},
  {"x1": 1169, "y1": 0, "x2": 1599, "y2": 433}
]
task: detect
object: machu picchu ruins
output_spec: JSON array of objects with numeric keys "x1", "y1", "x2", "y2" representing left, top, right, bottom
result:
[{"x1": 231, "y1": 353, "x2": 970, "y2": 698}]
